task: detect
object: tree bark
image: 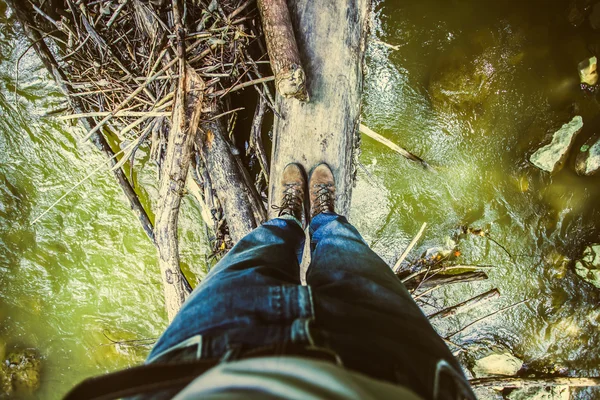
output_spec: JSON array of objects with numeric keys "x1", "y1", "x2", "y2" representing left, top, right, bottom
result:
[
  {"x1": 197, "y1": 119, "x2": 267, "y2": 243},
  {"x1": 428, "y1": 289, "x2": 500, "y2": 320},
  {"x1": 154, "y1": 66, "x2": 204, "y2": 321},
  {"x1": 7, "y1": 0, "x2": 155, "y2": 242},
  {"x1": 257, "y1": 0, "x2": 307, "y2": 100},
  {"x1": 267, "y1": 0, "x2": 369, "y2": 217}
]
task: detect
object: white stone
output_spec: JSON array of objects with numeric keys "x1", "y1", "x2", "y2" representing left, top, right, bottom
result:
[
  {"x1": 530, "y1": 116, "x2": 584, "y2": 173},
  {"x1": 575, "y1": 244, "x2": 600, "y2": 289},
  {"x1": 578, "y1": 56, "x2": 598, "y2": 85},
  {"x1": 472, "y1": 352, "x2": 523, "y2": 377},
  {"x1": 582, "y1": 139, "x2": 600, "y2": 175}
]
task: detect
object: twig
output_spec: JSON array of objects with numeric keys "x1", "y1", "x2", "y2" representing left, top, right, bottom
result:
[
  {"x1": 445, "y1": 298, "x2": 529, "y2": 339},
  {"x1": 211, "y1": 76, "x2": 275, "y2": 97},
  {"x1": 469, "y1": 376, "x2": 600, "y2": 389},
  {"x1": 392, "y1": 222, "x2": 427, "y2": 273},
  {"x1": 359, "y1": 124, "x2": 429, "y2": 169},
  {"x1": 57, "y1": 111, "x2": 170, "y2": 120},
  {"x1": 427, "y1": 289, "x2": 500, "y2": 320}
]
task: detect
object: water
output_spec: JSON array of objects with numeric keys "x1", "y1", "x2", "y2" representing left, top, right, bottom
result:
[{"x1": 1, "y1": 0, "x2": 600, "y2": 398}]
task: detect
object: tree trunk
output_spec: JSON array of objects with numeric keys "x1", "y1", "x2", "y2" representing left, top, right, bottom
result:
[
  {"x1": 198, "y1": 119, "x2": 267, "y2": 243},
  {"x1": 154, "y1": 66, "x2": 204, "y2": 321},
  {"x1": 267, "y1": 0, "x2": 369, "y2": 217},
  {"x1": 257, "y1": 0, "x2": 307, "y2": 100}
]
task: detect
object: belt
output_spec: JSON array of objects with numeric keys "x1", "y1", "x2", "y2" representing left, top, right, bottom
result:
[{"x1": 64, "y1": 343, "x2": 343, "y2": 400}]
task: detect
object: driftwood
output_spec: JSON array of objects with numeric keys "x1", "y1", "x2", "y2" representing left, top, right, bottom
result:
[
  {"x1": 8, "y1": 0, "x2": 155, "y2": 242},
  {"x1": 359, "y1": 124, "x2": 429, "y2": 169},
  {"x1": 427, "y1": 289, "x2": 500, "y2": 320},
  {"x1": 469, "y1": 376, "x2": 600, "y2": 389},
  {"x1": 267, "y1": 0, "x2": 369, "y2": 217},
  {"x1": 257, "y1": 0, "x2": 307, "y2": 100}
]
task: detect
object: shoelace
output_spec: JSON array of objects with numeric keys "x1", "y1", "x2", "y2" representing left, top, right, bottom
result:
[
  {"x1": 272, "y1": 184, "x2": 303, "y2": 216},
  {"x1": 312, "y1": 184, "x2": 333, "y2": 214}
]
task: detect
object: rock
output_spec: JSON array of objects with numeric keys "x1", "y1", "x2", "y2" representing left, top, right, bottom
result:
[
  {"x1": 507, "y1": 385, "x2": 569, "y2": 400},
  {"x1": 575, "y1": 135, "x2": 600, "y2": 175},
  {"x1": 0, "y1": 348, "x2": 42, "y2": 397},
  {"x1": 590, "y1": 2, "x2": 600, "y2": 29},
  {"x1": 575, "y1": 243, "x2": 600, "y2": 288},
  {"x1": 578, "y1": 56, "x2": 598, "y2": 85},
  {"x1": 530, "y1": 116, "x2": 584, "y2": 173},
  {"x1": 472, "y1": 352, "x2": 523, "y2": 377}
]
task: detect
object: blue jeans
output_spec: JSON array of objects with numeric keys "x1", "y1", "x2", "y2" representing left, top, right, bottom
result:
[{"x1": 147, "y1": 213, "x2": 473, "y2": 400}]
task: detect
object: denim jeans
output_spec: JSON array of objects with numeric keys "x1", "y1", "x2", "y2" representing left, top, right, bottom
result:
[{"x1": 147, "y1": 213, "x2": 474, "y2": 400}]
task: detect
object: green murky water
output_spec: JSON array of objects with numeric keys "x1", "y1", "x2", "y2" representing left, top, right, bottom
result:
[{"x1": 1, "y1": 0, "x2": 600, "y2": 398}]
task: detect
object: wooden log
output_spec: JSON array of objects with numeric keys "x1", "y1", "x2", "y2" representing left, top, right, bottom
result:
[
  {"x1": 198, "y1": 119, "x2": 267, "y2": 243},
  {"x1": 469, "y1": 376, "x2": 600, "y2": 389},
  {"x1": 154, "y1": 64, "x2": 203, "y2": 321},
  {"x1": 257, "y1": 0, "x2": 307, "y2": 100},
  {"x1": 267, "y1": 0, "x2": 369, "y2": 217},
  {"x1": 7, "y1": 0, "x2": 155, "y2": 242},
  {"x1": 403, "y1": 271, "x2": 489, "y2": 290},
  {"x1": 427, "y1": 289, "x2": 500, "y2": 320}
]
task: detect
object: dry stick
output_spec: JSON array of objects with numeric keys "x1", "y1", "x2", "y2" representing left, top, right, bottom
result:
[
  {"x1": 445, "y1": 298, "x2": 529, "y2": 340},
  {"x1": 359, "y1": 124, "x2": 429, "y2": 169},
  {"x1": 392, "y1": 222, "x2": 427, "y2": 273},
  {"x1": 248, "y1": 95, "x2": 269, "y2": 182},
  {"x1": 401, "y1": 265, "x2": 494, "y2": 283},
  {"x1": 58, "y1": 111, "x2": 170, "y2": 120},
  {"x1": 211, "y1": 76, "x2": 274, "y2": 97},
  {"x1": 469, "y1": 376, "x2": 600, "y2": 389},
  {"x1": 153, "y1": 0, "x2": 196, "y2": 321},
  {"x1": 404, "y1": 271, "x2": 489, "y2": 291},
  {"x1": 107, "y1": 0, "x2": 129, "y2": 28},
  {"x1": 257, "y1": 0, "x2": 307, "y2": 100},
  {"x1": 427, "y1": 289, "x2": 500, "y2": 320}
]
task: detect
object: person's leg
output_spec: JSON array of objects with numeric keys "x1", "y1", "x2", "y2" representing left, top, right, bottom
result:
[
  {"x1": 149, "y1": 164, "x2": 309, "y2": 360},
  {"x1": 307, "y1": 213, "x2": 469, "y2": 399},
  {"x1": 305, "y1": 164, "x2": 471, "y2": 399}
]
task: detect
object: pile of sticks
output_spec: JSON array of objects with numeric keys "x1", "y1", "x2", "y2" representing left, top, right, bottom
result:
[{"x1": 10, "y1": 0, "x2": 274, "y2": 320}]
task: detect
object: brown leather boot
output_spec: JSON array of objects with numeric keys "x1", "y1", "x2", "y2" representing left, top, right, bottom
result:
[
  {"x1": 309, "y1": 163, "x2": 336, "y2": 219},
  {"x1": 273, "y1": 163, "x2": 306, "y2": 222}
]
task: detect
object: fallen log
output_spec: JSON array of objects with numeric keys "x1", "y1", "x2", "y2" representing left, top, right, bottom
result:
[
  {"x1": 469, "y1": 376, "x2": 600, "y2": 389},
  {"x1": 267, "y1": 0, "x2": 369, "y2": 217},
  {"x1": 427, "y1": 289, "x2": 500, "y2": 320},
  {"x1": 257, "y1": 0, "x2": 307, "y2": 100},
  {"x1": 198, "y1": 118, "x2": 267, "y2": 243}
]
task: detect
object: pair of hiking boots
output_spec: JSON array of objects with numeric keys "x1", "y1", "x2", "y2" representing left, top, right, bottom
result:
[{"x1": 275, "y1": 163, "x2": 335, "y2": 225}]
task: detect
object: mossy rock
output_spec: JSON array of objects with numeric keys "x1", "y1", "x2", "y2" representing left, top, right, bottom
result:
[{"x1": 1, "y1": 348, "x2": 42, "y2": 396}]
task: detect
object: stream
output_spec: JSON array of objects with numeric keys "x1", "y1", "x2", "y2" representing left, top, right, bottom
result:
[{"x1": 1, "y1": 0, "x2": 600, "y2": 398}]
